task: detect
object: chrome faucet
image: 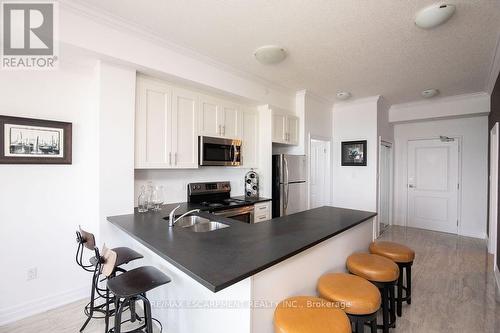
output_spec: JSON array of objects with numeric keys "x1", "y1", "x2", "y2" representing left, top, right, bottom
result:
[{"x1": 168, "y1": 205, "x2": 201, "y2": 227}]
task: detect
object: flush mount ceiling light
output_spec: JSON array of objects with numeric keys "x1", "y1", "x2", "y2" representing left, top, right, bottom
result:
[
  {"x1": 421, "y1": 88, "x2": 440, "y2": 98},
  {"x1": 336, "y1": 91, "x2": 351, "y2": 100},
  {"x1": 415, "y1": 4, "x2": 456, "y2": 29},
  {"x1": 254, "y1": 45, "x2": 287, "y2": 65}
]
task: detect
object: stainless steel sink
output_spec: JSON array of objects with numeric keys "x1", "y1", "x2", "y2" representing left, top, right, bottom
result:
[
  {"x1": 186, "y1": 221, "x2": 229, "y2": 233},
  {"x1": 174, "y1": 215, "x2": 211, "y2": 228},
  {"x1": 173, "y1": 215, "x2": 229, "y2": 232}
]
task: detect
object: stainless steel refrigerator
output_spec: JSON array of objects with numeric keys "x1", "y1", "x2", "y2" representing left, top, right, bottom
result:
[{"x1": 272, "y1": 154, "x2": 308, "y2": 217}]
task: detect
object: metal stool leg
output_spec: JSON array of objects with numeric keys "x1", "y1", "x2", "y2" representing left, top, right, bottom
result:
[
  {"x1": 397, "y1": 266, "x2": 403, "y2": 317},
  {"x1": 370, "y1": 319, "x2": 377, "y2": 333},
  {"x1": 406, "y1": 264, "x2": 412, "y2": 305},
  {"x1": 389, "y1": 283, "x2": 396, "y2": 328},
  {"x1": 80, "y1": 272, "x2": 98, "y2": 332},
  {"x1": 142, "y1": 293, "x2": 154, "y2": 333},
  {"x1": 113, "y1": 297, "x2": 126, "y2": 333},
  {"x1": 381, "y1": 285, "x2": 389, "y2": 333},
  {"x1": 104, "y1": 288, "x2": 110, "y2": 333}
]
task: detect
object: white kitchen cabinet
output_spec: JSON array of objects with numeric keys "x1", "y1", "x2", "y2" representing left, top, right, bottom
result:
[
  {"x1": 135, "y1": 77, "x2": 198, "y2": 169},
  {"x1": 240, "y1": 110, "x2": 259, "y2": 168},
  {"x1": 287, "y1": 115, "x2": 299, "y2": 145},
  {"x1": 254, "y1": 201, "x2": 271, "y2": 222},
  {"x1": 171, "y1": 88, "x2": 199, "y2": 168},
  {"x1": 272, "y1": 112, "x2": 299, "y2": 145},
  {"x1": 199, "y1": 96, "x2": 241, "y2": 139}
]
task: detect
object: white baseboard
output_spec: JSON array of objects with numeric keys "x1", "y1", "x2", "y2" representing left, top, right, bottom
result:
[{"x1": 0, "y1": 286, "x2": 88, "y2": 326}]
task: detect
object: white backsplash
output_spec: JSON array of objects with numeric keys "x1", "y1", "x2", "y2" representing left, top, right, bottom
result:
[{"x1": 134, "y1": 167, "x2": 254, "y2": 205}]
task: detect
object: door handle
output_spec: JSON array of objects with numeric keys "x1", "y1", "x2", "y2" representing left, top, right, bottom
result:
[{"x1": 408, "y1": 184, "x2": 415, "y2": 188}]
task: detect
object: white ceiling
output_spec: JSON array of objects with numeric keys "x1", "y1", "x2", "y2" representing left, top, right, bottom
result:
[{"x1": 72, "y1": 0, "x2": 500, "y2": 104}]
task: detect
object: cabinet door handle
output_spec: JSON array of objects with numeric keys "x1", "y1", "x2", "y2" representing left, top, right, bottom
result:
[
  {"x1": 258, "y1": 206, "x2": 267, "y2": 210},
  {"x1": 223, "y1": 125, "x2": 226, "y2": 135},
  {"x1": 175, "y1": 152, "x2": 178, "y2": 165},
  {"x1": 219, "y1": 125, "x2": 222, "y2": 135},
  {"x1": 169, "y1": 152, "x2": 172, "y2": 165}
]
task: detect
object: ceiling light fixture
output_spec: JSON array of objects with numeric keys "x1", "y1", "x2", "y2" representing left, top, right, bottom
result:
[
  {"x1": 336, "y1": 91, "x2": 351, "y2": 100},
  {"x1": 415, "y1": 4, "x2": 456, "y2": 29},
  {"x1": 254, "y1": 45, "x2": 287, "y2": 65},
  {"x1": 421, "y1": 88, "x2": 440, "y2": 98}
]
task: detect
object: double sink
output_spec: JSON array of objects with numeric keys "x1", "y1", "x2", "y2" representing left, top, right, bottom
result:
[{"x1": 171, "y1": 215, "x2": 230, "y2": 233}]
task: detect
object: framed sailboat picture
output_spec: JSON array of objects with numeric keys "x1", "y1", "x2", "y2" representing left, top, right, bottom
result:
[{"x1": 0, "y1": 116, "x2": 72, "y2": 164}]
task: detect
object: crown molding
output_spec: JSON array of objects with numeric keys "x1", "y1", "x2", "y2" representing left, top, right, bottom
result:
[
  {"x1": 59, "y1": 0, "x2": 294, "y2": 96},
  {"x1": 390, "y1": 92, "x2": 489, "y2": 111},
  {"x1": 296, "y1": 89, "x2": 334, "y2": 105},
  {"x1": 486, "y1": 31, "x2": 500, "y2": 94}
]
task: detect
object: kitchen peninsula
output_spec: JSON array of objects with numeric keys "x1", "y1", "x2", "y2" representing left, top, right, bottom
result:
[{"x1": 108, "y1": 206, "x2": 376, "y2": 333}]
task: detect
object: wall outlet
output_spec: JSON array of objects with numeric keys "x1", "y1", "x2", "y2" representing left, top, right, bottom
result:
[{"x1": 27, "y1": 267, "x2": 37, "y2": 281}]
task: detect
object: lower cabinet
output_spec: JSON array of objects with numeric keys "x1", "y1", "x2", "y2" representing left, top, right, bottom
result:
[{"x1": 254, "y1": 201, "x2": 271, "y2": 222}]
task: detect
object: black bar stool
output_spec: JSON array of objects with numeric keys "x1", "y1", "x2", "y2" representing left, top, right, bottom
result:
[
  {"x1": 369, "y1": 241, "x2": 415, "y2": 317},
  {"x1": 75, "y1": 227, "x2": 144, "y2": 332},
  {"x1": 347, "y1": 253, "x2": 399, "y2": 333},
  {"x1": 101, "y1": 246, "x2": 171, "y2": 333}
]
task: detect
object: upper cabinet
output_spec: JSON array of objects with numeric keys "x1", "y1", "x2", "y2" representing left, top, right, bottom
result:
[
  {"x1": 272, "y1": 111, "x2": 299, "y2": 145},
  {"x1": 240, "y1": 109, "x2": 259, "y2": 168},
  {"x1": 135, "y1": 75, "x2": 259, "y2": 169},
  {"x1": 199, "y1": 95, "x2": 241, "y2": 139},
  {"x1": 135, "y1": 77, "x2": 198, "y2": 169}
]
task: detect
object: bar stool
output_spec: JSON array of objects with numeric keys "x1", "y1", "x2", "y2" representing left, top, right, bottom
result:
[
  {"x1": 75, "y1": 227, "x2": 144, "y2": 332},
  {"x1": 369, "y1": 241, "x2": 415, "y2": 317},
  {"x1": 347, "y1": 253, "x2": 399, "y2": 333},
  {"x1": 317, "y1": 273, "x2": 380, "y2": 333},
  {"x1": 274, "y1": 296, "x2": 351, "y2": 333},
  {"x1": 101, "y1": 246, "x2": 171, "y2": 333}
]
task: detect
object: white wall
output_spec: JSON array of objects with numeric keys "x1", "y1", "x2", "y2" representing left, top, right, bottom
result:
[
  {"x1": 393, "y1": 116, "x2": 488, "y2": 239},
  {"x1": 135, "y1": 168, "x2": 251, "y2": 204},
  {"x1": 98, "y1": 62, "x2": 137, "y2": 244},
  {"x1": 0, "y1": 58, "x2": 100, "y2": 324},
  {"x1": 332, "y1": 97, "x2": 379, "y2": 212},
  {"x1": 389, "y1": 92, "x2": 489, "y2": 123}
]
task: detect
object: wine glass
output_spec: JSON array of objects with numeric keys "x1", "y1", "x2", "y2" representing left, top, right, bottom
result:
[{"x1": 151, "y1": 185, "x2": 165, "y2": 211}]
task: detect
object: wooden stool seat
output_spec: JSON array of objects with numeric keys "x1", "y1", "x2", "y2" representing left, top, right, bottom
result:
[
  {"x1": 274, "y1": 296, "x2": 351, "y2": 333},
  {"x1": 317, "y1": 273, "x2": 381, "y2": 315},
  {"x1": 369, "y1": 241, "x2": 415, "y2": 263},
  {"x1": 346, "y1": 253, "x2": 399, "y2": 282}
]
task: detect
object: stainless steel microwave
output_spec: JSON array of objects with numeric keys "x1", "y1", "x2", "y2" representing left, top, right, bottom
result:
[{"x1": 199, "y1": 136, "x2": 242, "y2": 166}]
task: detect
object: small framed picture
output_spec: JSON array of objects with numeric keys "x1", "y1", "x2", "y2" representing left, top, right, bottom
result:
[
  {"x1": 341, "y1": 140, "x2": 367, "y2": 166},
  {"x1": 0, "y1": 116, "x2": 72, "y2": 164}
]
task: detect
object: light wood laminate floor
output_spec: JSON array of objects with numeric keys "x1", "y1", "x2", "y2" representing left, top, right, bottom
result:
[{"x1": 1, "y1": 226, "x2": 499, "y2": 332}]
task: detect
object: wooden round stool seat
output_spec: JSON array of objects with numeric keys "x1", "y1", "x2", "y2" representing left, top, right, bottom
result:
[
  {"x1": 369, "y1": 241, "x2": 415, "y2": 263},
  {"x1": 346, "y1": 253, "x2": 399, "y2": 283},
  {"x1": 274, "y1": 296, "x2": 351, "y2": 333},
  {"x1": 317, "y1": 273, "x2": 381, "y2": 315}
]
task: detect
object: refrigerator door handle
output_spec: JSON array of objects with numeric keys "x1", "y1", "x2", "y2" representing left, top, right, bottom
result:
[{"x1": 284, "y1": 157, "x2": 289, "y2": 212}]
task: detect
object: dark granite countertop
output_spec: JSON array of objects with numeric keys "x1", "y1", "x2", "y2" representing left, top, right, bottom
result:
[{"x1": 108, "y1": 206, "x2": 376, "y2": 292}]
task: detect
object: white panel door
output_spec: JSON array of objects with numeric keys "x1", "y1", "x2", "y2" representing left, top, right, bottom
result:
[
  {"x1": 272, "y1": 114, "x2": 287, "y2": 143},
  {"x1": 222, "y1": 104, "x2": 240, "y2": 138},
  {"x1": 310, "y1": 140, "x2": 329, "y2": 209},
  {"x1": 171, "y1": 88, "x2": 199, "y2": 168},
  {"x1": 135, "y1": 79, "x2": 172, "y2": 168},
  {"x1": 378, "y1": 143, "x2": 392, "y2": 234},
  {"x1": 287, "y1": 115, "x2": 300, "y2": 145},
  {"x1": 241, "y1": 110, "x2": 258, "y2": 167},
  {"x1": 407, "y1": 139, "x2": 459, "y2": 234},
  {"x1": 199, "y1": 96, "x2": 222, "y2": 137}
]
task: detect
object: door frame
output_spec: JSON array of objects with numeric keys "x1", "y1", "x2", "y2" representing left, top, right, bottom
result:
[
  {"x1": 404, "y1": 136, "x2": 463, "y2": 234},
  {"x1": 489, "y1": 123, "x2": 499, "y2": 264},
  {"x1": 307, "y1": 134, "x2": 332, "y2": 210},
  {"x1": 378, "y1": 137, "x2": 393, "y2": 236}
]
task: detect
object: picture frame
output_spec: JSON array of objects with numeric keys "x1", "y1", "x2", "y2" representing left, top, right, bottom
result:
[
  {"x1": 0, "y1": 115, "x2": 72, "y2": 164},
  {"x1": 341, "y1": 140, "x2": 367, "y2": 166}
]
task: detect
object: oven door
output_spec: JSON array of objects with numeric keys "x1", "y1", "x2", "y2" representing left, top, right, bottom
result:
[
  {"x1": 199, "y1": 136, "x2": 241, "y2": 166},
  {"x1": 212, "y1": 206, "x2": 254, "y2": 223}
]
